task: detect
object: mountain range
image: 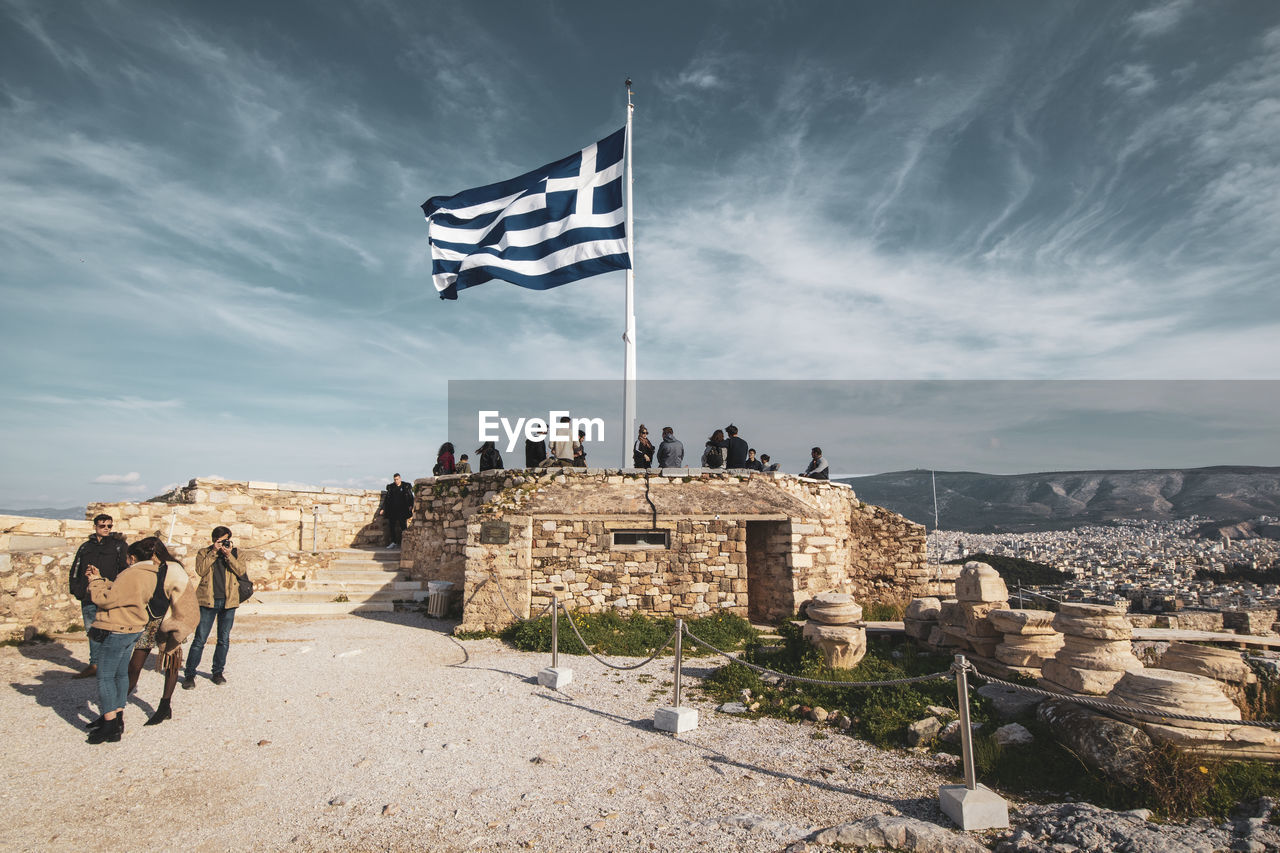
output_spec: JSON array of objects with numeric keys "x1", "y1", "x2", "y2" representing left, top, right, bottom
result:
[{"x1": 838, "y1": 466, "x2": 1280, "y2": 533}]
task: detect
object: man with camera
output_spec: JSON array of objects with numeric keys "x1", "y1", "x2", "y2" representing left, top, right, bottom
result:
[{"x1": 182, "y1": 526, "x2": 246, "y2": 688}]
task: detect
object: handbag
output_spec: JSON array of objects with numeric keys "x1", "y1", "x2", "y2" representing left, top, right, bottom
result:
[{"x1": 237, "y1": 573, "x2": 254, "y2": 602}]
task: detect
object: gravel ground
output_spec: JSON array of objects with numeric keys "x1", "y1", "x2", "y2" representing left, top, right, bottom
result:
[{"x1": 0, "y1": 611, "x2": 965, "y2": 852}]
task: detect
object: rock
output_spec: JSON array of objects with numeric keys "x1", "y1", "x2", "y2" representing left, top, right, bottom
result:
[
  {"x1": 1040, "y1": 659, "x2": 1133, "y2": 695},
  {"x1": 328, "y1": 795, "x2": 349, "y2": 806},
  {"x1": 995, "y1": 802, "x2": 1231, "y2": 853},
  {"x1": 1107, "y1": 668, "x2": 1242, "y2": 730},
  {"x1": 1053, "y1": 612, "x2": 1134, "y2": 640},
  {"x1": 381, "y1": 803, "x2": 399, "y2": 816},
  {"x1": 995, "y1": 632, "x2": 1063, "y2": 668},
  {"x1": 717, "y1": 702, "x2": 748, "y2": 715},
  {"x1": 907, "y1": 716, "x2": 942, "y2": 746},
  {"x1": 940, "y1": 719, "x2": 981, "y2": 744},
  {"x1": 904, "y1": 618, "x2": 934, "y2": 640},
  {"x1": 256, "y1": 739, "x2": 271, "y2": 747},
  {"x1": 904, "y1": 597, "x2": 942, "y2": 622},
  {"x1": 988, "y1": 609, "x2": 1057, "y2": 636},
  {"x1": 1037, "y1": 698, "x2": 1153, "y2": 787},
  {"x1": 802, "y1": 621, "x2": 867, "y2": 669},
  {"x1": 978, "y1": 684, "x2": 1042, "y2": 719},
  {"x1": 993, "y1": 723, "x2": 1033, "y2": 746},
  {"x1": 810, "y1": 706, "x2": 829, "y2": 722},
  {"x1": 813, "y1": 814, "x2": 989, "y2": 852},
  {"x1": 961, "y1": 601, "x2": 1008, "y2": 639},
  {"x1": 1160, "y1": 642, "x2": 1255, "y2": 684},
  {"x1": 926, "y1": 705, "x2": 958, "y2": 719},
  {"x1": 955, "y1": 562, "x2": 1009, "y2": 603},
  {"x1": 530, "y1": 753, "x2": 561, "y2": 765},
  {"x1": 805, "y1": 592, "x2": 863, "y2": 625}
]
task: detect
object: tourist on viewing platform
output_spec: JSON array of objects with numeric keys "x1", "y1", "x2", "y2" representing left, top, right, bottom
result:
[
  {"x1": 701, "y1": 429, "x2": 728, "y2": 468},
  {"x1": 125, "y1": 537, "x2": 197, "y2": 727},
  {"x1": 182, "y1": 527, "x2": 246, "y2": 689},
  {"x1": 524, "y1": 436, "x2": 546, "y2": 469},
  {"x1": 632, "y1": 424, "x2": 654, "y2": 468},
  {"x1": 656, "y1": 426, "x2": 684, "y2": 467},
  {"x1": 725, "y1": 424, "x2": 749, "y2": 468},
  {"x1": 68, "y1": 513, "x2": 129, "y2": 679},
  {"x1": 760, "y1": 454, "x2": 780, "y2": 473},
  {"x1": 433, "y1": 442, "x2": 456, "y2": 476},
  {"x1": 477, "y1": 441, "x2": 503, "y2": 471},
  {"x1": 455, "y1": 454, "x2": 472, "y2": 474},
  {"x1": 745, "y1": 448, "x2": 764, "y2": 471},
  {"x1": 544, "y1": 416, "x2": 575, "y2": 467},
  {"x1": 377, "y1": 473, "x2": 415, "y2": 548},
  {"x1": 802, "y1": 447, "x2": 830, "y2": 480},
  {"x1": 573, "y1": 429, "x2": 587, "y2": 467},
  {"x1": 82, "y1": 538, "x2": 179, "y2": 743}
]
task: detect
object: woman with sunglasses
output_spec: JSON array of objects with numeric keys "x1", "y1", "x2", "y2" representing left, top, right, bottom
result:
[{"x1": 632, "y1": 425, "x2": 654, "y2": 469}]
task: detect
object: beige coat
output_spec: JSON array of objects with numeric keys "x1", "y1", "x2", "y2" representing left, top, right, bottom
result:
[
  {"x1": 89, "y1": 560, "x2": 159, "y2": 633},
  {"x1": 194, "y1": 545, "x2": 245, "y2": 608}
]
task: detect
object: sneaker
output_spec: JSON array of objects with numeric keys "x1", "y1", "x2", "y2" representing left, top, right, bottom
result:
[
  {"x1": 180, "y1": 676, "x2": 195, "y2": 690},
  {"x1": 211, "y1": 674, "x2": 227, "y2": 685}
]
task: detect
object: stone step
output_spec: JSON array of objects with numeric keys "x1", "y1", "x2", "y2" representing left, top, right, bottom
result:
[
  {"x1": 329, "y1": 557, "x2": 402, "y2": 569},
  {"x1": 254, "y1": 589, "x2": 428, "y2": 605},
  {"x1": 314, "y1": 570, "x2": 408, "y2": 583},
  {"x1": 295, "y1": 579, "x2": 422, "y2": 591},
  {"x1": 237, "y1": 600, "x2": 395, "y2": 616}
]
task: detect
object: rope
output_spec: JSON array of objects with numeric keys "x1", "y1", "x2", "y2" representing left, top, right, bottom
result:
[
  {"x1": 555, "y1": 599, "x2": 679, "y2": 671},
  {"x1": 969, "y1": 667, "x2": 1280, "y2": 729},
  {"x1": 682, "y1": 626, "x2": 954, "y2": 688},
  {"x1": 487, "y1": 578, "x2": 556, "y2": 624}
]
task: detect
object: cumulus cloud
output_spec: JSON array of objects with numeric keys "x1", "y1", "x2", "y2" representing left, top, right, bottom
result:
[{"x1": 92, "y1": 472, "x2": 141, "y2": 484}]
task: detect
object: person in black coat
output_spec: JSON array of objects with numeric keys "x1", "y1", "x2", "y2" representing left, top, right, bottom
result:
[
  {"x1": 524, "y1": 436, "x2": 547, "y2": 468},
  {"x1": 376, "y1": 473, "x2": 415, "y2": 548},
  {"x1": 477, "y1": 441, "x2": 504, "y2": 471},
  {"x1": 725, "y1": 424, "x2": 749, "y2": 469},
  {"x1": 68, "y1": 514, "x2": 129, "y2": 678}
]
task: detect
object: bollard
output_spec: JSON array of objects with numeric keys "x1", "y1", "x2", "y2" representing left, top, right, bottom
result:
[
  {"x1": 938, "y1": 654, "x2": 1009, "y2": 830},
  {"x1": 537, "y1": 595, "x2": 572, "y2": 690},
  {"x1": 654, "y1": 619, "x2": 697, "y2": 733}
]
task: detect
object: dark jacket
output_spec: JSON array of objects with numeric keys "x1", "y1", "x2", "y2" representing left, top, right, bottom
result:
[
  {"x1": 632, "y1": 437, "x2": 654, "y2": 468},
  {"x1": 479, "y1": 445, "x2": 503, "y2": 471},
  {"x1": 726, "y1": 436, "x2": 749, "y2": 468},
  {"x1": 745, "y1": 458, "x2": 764, "y2": 471},
  {"x1": 381, "y1": 481, "x2": 415, "y2": 519},
  {"x1": 524, "y1": 439, "x2": 546, "y2": 469},
  {"x1": 656, "y1": 436, "x2": 684, "y2": 467},
  {"x1": 69, "y1": 533, "x2": 129, "y2": 603}
]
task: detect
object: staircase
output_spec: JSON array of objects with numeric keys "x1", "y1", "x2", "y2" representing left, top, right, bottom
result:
[{"x1": 237, "y1": 548, "x2": 427, "y2": 616}]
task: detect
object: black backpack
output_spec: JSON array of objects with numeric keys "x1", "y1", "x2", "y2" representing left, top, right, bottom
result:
[{"x1": 705, "y1": 445, "x2": 723, "y2": 467}]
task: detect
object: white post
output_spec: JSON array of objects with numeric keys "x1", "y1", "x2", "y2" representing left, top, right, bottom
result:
[
  {"x1": 538, "y1": 593, "x2": 573, "y2": 690},
  {"x1": 621, "y1": 78, "x2": 637, "y2": 468},
  {"x1": 939, "y1": 654, "x2": 1009, "y2": 830}
]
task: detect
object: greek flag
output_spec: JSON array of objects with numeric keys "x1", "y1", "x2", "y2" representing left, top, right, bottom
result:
[{"x1": 422, "y1": 128, "x2": 630, "y2": 300}]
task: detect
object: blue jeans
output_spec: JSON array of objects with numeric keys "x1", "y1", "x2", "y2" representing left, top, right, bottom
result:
[
  {"x1": 97, "y1": 630, "x2": 141, "y2": 713},
  {"x1": 81, "y1": 603, "x2": 99, "y2": 665},
  {"x1": 185, "y1": 599, "x2": 236, "y2": 678}
]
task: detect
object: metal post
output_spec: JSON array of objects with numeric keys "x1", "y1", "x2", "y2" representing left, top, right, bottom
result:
[
  {"x1": 1017, "y1": 580, "x2": 1023, "y2": 608},
  {"x1": 311, "y1": 505, "x2": 319, "y2": 552},
  {"x1": 673, "y1": 618, "x2": 684, "y2": 708},
  {"x1": 954, "y1": 654, "x2": 977, "y2": 790},
  {"x1": 551, "y1": 595, "x2": 559, "y2": 670}
]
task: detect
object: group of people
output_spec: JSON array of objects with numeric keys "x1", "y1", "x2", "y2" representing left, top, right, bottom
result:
[
  {"x1": 633, "y1": 423, "x2": 830, "y2": 480},
  {"x1": 68, "y1": 514, "x2": 248, "y2": 743}
]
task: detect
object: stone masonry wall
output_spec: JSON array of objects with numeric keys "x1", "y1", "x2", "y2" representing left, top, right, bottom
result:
[{"x1": 2, "y1": 478, "x2": 389, "y2": 639}]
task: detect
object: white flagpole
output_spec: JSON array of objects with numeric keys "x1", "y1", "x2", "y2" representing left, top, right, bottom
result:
[{"x1": 622, "y1": 78, "x2": 637, "y2": 467}]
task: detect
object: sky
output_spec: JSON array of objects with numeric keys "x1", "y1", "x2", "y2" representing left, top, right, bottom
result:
[{"x1": 2, "y1": 0, "x2": 1279, "y2": 508}]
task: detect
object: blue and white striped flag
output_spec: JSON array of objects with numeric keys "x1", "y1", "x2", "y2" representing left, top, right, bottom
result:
[{"x1": 422, "y1": 128, "x2": 630, "y2": 300}]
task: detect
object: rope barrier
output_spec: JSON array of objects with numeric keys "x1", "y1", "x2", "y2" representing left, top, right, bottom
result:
[
  {"x1": 968, "y1": 667, "x2": 1280, "y2": 729},
  {"x1": 487, "y1": 578, "x2": 556, "y2": 624},
  {"x1": 555, "y1": 599, "x2": 679, "y2": 671},
  {"x1": 681, "y1": 626, "x2": 954, "y2": 688}
]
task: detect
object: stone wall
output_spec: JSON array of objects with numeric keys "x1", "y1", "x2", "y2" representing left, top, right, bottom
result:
[
  {"x1": 1, "y1": 478, "x2": 390, "y2": 640},
  {"x1": 406, "y1": 468, "x2": 930, "y2": 632}
]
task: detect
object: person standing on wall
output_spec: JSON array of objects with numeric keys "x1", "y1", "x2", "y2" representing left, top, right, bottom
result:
[
  {"x1": 724, "y1": 424, "x2": 749, "y2": 469},
  {"x1": 181, "y1": 527, "x2": 245, "y2": 688},
  {"x1": 376, "y1": 473, "x2": 415, "y2": 550},
  {"x1": 67, "y1": 513, "x2": 129, "y2": 679}
]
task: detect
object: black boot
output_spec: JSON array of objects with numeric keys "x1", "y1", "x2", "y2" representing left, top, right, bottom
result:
[
  {"x1": 85, "y1": 714, "x2": 106, "y2": 731},
  {"x1": 145, "y1": 699, "x2": 172, "y2": 726},
  {"x1": 87, "y1": 714, "x2": 123, "y2": 744}
]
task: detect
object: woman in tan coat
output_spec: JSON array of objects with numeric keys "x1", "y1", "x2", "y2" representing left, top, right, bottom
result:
[
  {"x1": 126, "y1": 539, "x2": 198, "y2": 726},
  {"x1": 84, "y1": 537, "x2": 183, "y2": 743}
]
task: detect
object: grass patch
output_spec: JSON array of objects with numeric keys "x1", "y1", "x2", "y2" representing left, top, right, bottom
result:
[{"x1": 501, "y1": 609, "x2": 757, "y2": 658}]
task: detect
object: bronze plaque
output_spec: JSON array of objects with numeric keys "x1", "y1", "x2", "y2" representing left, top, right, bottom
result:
[{"x1": 479, "y1": 521, "x2": 510, "y2": 545}]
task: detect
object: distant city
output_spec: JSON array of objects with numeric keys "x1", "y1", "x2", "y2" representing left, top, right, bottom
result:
[{"x1": 930, "y1": 517, "x2": 1280, "y2": 613}]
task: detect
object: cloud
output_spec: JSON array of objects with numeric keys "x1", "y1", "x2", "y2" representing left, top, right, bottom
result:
[
  {"x1": 1105, "y1": 64, "x2": 1157, "y2": 97},
  {"x1": 92, "y1": 472, "x2": 141, "y2": 484},
  {"x1": 1129, "y1": 0, "x2": 1194, "y2": 39}
]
